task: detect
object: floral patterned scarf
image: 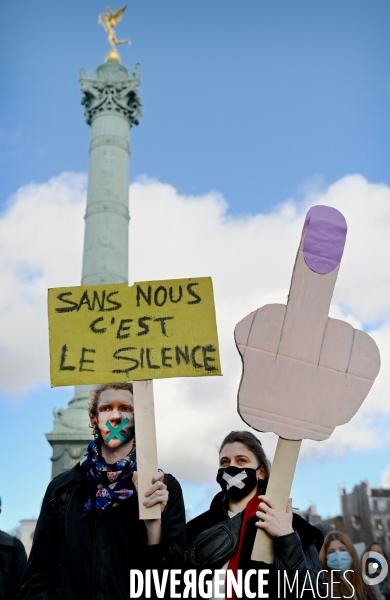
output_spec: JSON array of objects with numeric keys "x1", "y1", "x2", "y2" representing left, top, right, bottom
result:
[{"x1": 80, "y1": 439, "x2": 137, "y2": 512}]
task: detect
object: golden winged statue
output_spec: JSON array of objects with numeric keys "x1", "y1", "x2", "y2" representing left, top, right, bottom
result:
[{"x1": 98, "y1": 5, "x2": 131, "y2": 60}]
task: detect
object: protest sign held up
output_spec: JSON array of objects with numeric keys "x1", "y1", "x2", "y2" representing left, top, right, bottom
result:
[
  {"x1": 234, "y1": 205, "x2": 381, "y2": 562},
  {"x1": 49, "y1": 277, "x2": 221, "y2": 386},
  {"x1": 49, "y1": 276, "x2": 221, "y2": 518}
]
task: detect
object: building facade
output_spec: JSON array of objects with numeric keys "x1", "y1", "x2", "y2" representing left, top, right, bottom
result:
[{"x1": 339, "y1": 482, "x2": 390, "y2": 553}]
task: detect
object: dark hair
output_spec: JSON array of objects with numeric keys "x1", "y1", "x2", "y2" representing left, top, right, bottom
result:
[
  {"x1": 219, "y1": 431, "x2": 271, "y2": 478},
  {"x1": 364, "y1": 540, "x2": 389, "y2": 566},
  {"x1": 88, "y1": 381, "x2": 134, "y2": 419}
]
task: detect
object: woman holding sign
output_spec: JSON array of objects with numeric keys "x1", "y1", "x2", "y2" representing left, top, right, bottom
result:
[{"x1": 186, "y1": 431, "x2": 326, "y2": 599}]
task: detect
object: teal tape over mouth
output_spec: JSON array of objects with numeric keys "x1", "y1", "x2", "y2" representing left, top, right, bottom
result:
[{"x1": 106, "y1": 417, "x2": 130, "y2": 443}]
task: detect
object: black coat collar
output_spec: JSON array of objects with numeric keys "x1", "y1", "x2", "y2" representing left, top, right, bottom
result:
[
  {"x1": 0, "y1": 530, "x2": 14, "y2": 547},
  {"x1": 49, "y1": 463, "x2": 86, "y2": 497}
]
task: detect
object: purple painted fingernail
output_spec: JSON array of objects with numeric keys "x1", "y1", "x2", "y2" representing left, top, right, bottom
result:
[{"x1": 302, "y1": 205, "x2": 347, "y2": 274}]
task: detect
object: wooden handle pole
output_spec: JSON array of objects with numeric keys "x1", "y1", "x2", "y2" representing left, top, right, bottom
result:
[
  {"x1": 132, "y1": 380, "x2": 161, "y2": 520},
  {"x1": 251, "y1": 437, "x2": 302, "y2": 563}
]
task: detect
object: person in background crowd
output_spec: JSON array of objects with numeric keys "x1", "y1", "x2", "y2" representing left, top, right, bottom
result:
[
  {"x1": 313, "y1": 520, "x2": 334, "y2": 540},
  {"x1": 0, "y1": 496, "x2": 27, "y2": 600},
  {"x1": 186, "y1": 430, "x2": 327, "y2": 599},
  {"x1": 22, "y1": 382, "x2": 186, "y2": 600},
  {"x1": 364, "y1": 541, "x2": 390, "y2": 600},
  {"x1": 320, "y1": 531, "x2": 377, "y2": 599}
]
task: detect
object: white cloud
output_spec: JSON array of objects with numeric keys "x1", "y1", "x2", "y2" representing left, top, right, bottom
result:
[
  {"x1": 305, "y1": 175, "x2": 390, "y2": 325},
  {"x1": 0, "y1": 172, "x2": 390, "y2": 484},
  {"x1": 0, "y1": 173, "x2": 86, "y2": 392}
]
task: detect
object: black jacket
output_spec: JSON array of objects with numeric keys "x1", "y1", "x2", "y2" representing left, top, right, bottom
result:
[
  {"x1": 0, "y1": 530, "x2": 27, "y2": 600},
  {"x1": 187, "y1": 491, "x2": 327, "y2": 600},
  {"x1": 22, "y1": 464, "x2": 186, "y2": 600}
]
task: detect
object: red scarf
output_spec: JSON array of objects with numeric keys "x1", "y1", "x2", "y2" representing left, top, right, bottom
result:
[{"x1": 225, "y1": 493, "x2": 261, "y2": 600}]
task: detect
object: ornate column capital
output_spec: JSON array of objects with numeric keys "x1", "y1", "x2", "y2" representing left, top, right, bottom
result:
[{"x1": 79, "y1": 61, "x2": 142, "y2": 127}]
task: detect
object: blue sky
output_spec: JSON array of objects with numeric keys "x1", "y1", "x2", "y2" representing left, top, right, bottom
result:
[
  {"x1": 1, "y1": 1, "x2": 390, "y2": 532},
  {"x1": 3, "y1": 1, "x2": 390, "y2": 213}
]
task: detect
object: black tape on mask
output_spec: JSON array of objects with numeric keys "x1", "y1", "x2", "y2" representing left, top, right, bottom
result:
[{"x1": 216, "y1": 466, "x2": 260, "y2": 501}]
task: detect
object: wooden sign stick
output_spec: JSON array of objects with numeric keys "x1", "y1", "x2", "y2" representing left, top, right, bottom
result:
[
  {"x1": 251, "y1": 438, "x2": 301, "y2": 563},
  {"x1": 132, "y1": 380, "x2": 161, "y2": 520}
]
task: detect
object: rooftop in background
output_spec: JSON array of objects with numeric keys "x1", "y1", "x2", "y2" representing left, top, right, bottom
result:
[{"x1": 372, "y1": 489, "x2": 390, "y2": 498}]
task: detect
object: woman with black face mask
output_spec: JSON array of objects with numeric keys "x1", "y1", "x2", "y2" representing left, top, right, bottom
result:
[{"x1": 186, "y1": 431, "x2": 326, "y2": 600}]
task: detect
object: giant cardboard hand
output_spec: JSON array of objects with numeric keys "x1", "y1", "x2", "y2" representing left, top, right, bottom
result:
[
  {"x1": 235, "y1": 205, "x2": 380, "y2": 440},
  {"x1": 234, "y1": 205, "x2": 380, "y2": 561}
]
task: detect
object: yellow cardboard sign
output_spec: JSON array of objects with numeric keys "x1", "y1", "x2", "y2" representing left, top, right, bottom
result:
[{"x1": 48, "y1": 277, "x2": 221, "y2": 386}]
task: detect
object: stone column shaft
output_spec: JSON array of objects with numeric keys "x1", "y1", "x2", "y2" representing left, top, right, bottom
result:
[{"x1": 82, "y1": 112, "x2": 130, "y2": 285}]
